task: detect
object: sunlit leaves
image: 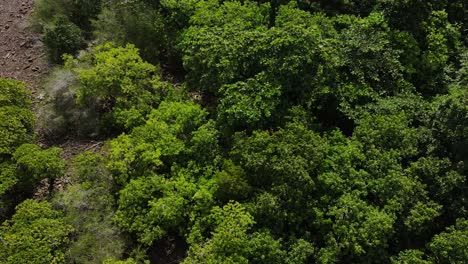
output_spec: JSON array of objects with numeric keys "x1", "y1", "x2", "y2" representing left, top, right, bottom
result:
[
  {"x1": 0, "y1": 200, "x2": 73, "y2": 264},
  {"x1": 0, "y1": 79, "x2": 35, "y2": 158},
  {"x1": 71, "y1": 43, "x2": 173, "y2": 130},
  {"x1": 428, "y1": 219, "x2": 468, "y2": 263},
  {"x1": 115, "y1": 174, "x2": 196, "y2": 246},
  {"x1": 13, "y1": 144, "x2": 65, "y2": 181}
]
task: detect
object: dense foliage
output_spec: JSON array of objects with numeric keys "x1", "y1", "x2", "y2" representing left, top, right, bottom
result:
[
  {"x1": 2, "y1": 0, "x2": 467, "y2": 263},
  {"x1": 43, "y1": 15, "x2": 85, "y2": 63},
  {"x1": 0, "y1": 199, "x2": 73, "y2": 264},
  {"x1": 0, "y1": 78, "x2": 65, "y2": 222}
]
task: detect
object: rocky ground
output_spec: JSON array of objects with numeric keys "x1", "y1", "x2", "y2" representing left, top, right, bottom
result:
[{"x1": 0, "y1": 0, "x2": 48, "y2": 94}]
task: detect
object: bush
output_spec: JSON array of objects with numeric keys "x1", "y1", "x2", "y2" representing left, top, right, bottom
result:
[
  {"x1": 53, "y1": 151, "x2": 125, "y2": 263},
  {"x1": 12, "y1": 144, "x2": 65, "y2": 182},
  {"x1": 36, "y1": 67, "x2": 101, "y2": 139},
  {"x1": 0, "y1": 200, "x2": 73, "y2": 264},
  {"x1": 0, "y1": 78, "x2": 31, "y2": 108},
  {"x1": 34, "y1": 0, "x2": 102, "y2": 33},
  {"x1": 43, "y1": 15, "x2": 85, "y2": 63},
  {"x1": 0, "y1": 107, "x2": 35, "y2": 158},
  {"x1": 70, "y1": 43, "x2": 175, "y2": 132},
  {"x1": 0, "y1": 78, "x2": 35, "y2": 159},
  {"x1": 93, "y1": 0, "x2": 194, "y2": 65},
  {"x1": 93, "y1": 3, "x2": 165, "y2": 64}
]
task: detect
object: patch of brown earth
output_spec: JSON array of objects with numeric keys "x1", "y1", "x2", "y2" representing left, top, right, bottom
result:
[{"x1": 0, "y1": 0, "x2": 49, "y2": 95}]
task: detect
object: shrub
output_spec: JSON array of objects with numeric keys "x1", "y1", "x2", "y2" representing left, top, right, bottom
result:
[
  {"x1": 0, "y1": 79, "x2": 35, "y2": 159},
  {"x1": 0, "y1": 200, "x2": 73, "y2": 264},
  {"x1": 0, "y1": 107, "x2": 35, "y2": 158},
  {"x1": 36, "y1": 67, "x2": 101, "y2": 139},
  {"x1": 34, "y1": 0, "x2": 102, "y2": 33},
  {"x1": 0, "y1": 78, "x2": 31, "y2": 108},
  {"x1": 43, "y1": 15, "x2": 85, "y2": 63},
  {"x1": 53, "y1": 151, "x2": 125, "y2": 263},
  {"x1": 70, "y1": 43, "x2": 175, "y2": 132},
  {"x1": 12, "y1": 144, "x2": 65, "y2": 182},
  {"x1": 93, "y1": 0, "x2": 194, "y2": 65}
]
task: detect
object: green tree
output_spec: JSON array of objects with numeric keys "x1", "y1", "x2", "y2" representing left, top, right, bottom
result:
[
  {"x1": 10, "y1": 143, "x2": 64, "y2": 198},
  {"x1": 217, "y1": 73, "x2": 281, "y2": 131},
  {"x1": 70, "y1": 43, "x2": 174, "y2": 131},
  {"x1": 392, "y1": 250, "x2": 431, "y2": 264},
  {"x1": 93, "y1": 1, "x2": 166, "y2": 64},
  {"x1": 103, "y1": 258, "x2": 139, "y2": 264},
  {"x1": 0, "y1": 162, "x2": 16, "y2": 196},
  {"x1": 419, "y1": 10, "x2": 460, "y2": 94},
  {"x1": 0, "y1": 200, "x2": 73, "y2": 264},
  {"x1": 108, "y1": 101, "x2": 218, "y2": 248},
  {"x1": 34, "y1": 0, "x2": 102, "y2": 33},
  {"x1": 430, "y1": 85, "x2": 468, "y2": 173},
  {"x1": 43, "y1": 15, "x2": 85, "y2": 63},
  {"x1": 13, "y1": 144, "x2": 65, "y2": 182},
  {"x1": 114, "y1": 173, "x2": 196, "y2": 246},
  {"x1": 107, "y1": 101, "x2": 209, "y2": 185},
  {"x1": 0, "y1": 79, "x2": 35, "y2": 159},
  {"x1": 179, "y1": 0, "x2": 270, "y2": 95},
  {"x1": 428, "y1": 219, "x2": 468, "y2": 263},
  {"x1": 407, "y1": 156, "x2": 466, "y2": 221},
  {"x1": 0, "y1": 78, "x2": 35, "y2": 219},
  {"x1": 352, "y1": 112, "x2": 421, "y2": 158},
  {"x1": 231, "y1": 122, "x2": 327, "y2": 236},
  {"x1": 180, "y1": 2, "x2": 417, "y2": 131},
  {"x1": 317, "y1": 193, "x2": 395, "y2": 263},
  {"x1": 93, "y1": 0, "x2": 196, "y2": 65},
  {"x1": 184, "y1": 202, "x2": 286, "y2": 264},
  {"x1": 214, "y1": 160, "x2": 251, "y2": 203},
  {"x1": 0, "y1": 78, "x2": 32, "y2": 109},
  {"x1": 0, "y1": 107, "x2": 35, "y2": 158}
]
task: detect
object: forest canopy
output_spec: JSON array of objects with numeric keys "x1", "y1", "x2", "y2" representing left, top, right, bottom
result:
[{"x1": 1, "y1": 0, "x2": 467, "y2": 263}]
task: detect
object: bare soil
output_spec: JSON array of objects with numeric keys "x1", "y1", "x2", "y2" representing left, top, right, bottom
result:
[{"x1": 0, "y1": 0, "x2": 49, "y2": 94}]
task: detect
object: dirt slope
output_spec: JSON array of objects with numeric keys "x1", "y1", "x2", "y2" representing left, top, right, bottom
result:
[
  {"x1": 1, "y1": 0, "x2": 104, "y2": 195},
  {"x1": 0, "y1": 0, "x2": 48, "y2": 93}
]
